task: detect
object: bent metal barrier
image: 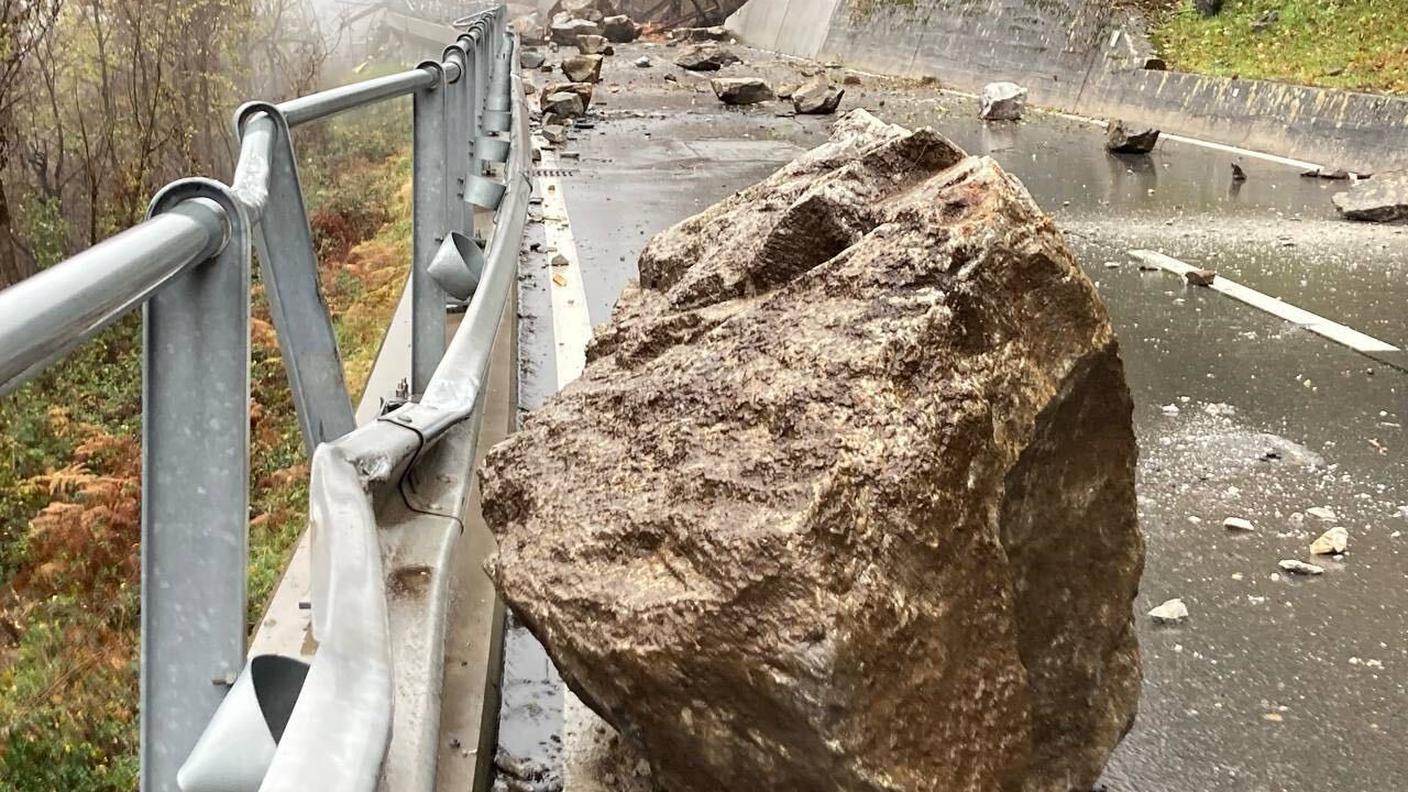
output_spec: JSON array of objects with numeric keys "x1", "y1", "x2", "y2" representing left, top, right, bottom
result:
[{"x1": 0, "y1": 6, "x2": 529, "y2": 792}]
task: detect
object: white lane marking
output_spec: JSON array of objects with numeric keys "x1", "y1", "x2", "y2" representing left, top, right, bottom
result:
[
  {"x1": 537, "y1": 142, "x2": 595, "y2": 387},
  {"x1": 1129, "y1": 249, "x2": 1401, "y2": 355},
  {"x1": 534, "y1": 137, "x2": 623, "y2": 792}
]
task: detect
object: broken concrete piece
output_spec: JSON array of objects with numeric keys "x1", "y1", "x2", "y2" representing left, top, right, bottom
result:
[
  {"x1": 711, "y1": 77, "x2": 773, "y2": 105},
  {"x1": 576, "y1": 34, "x2": 609, "y2": 55},
  {"x1": 1333, "y1": 171, "x2": 1408, "y2": 223},
  {"x1": 481, "y1": 109, "x2": 1143, "y2": 792},
  {"x1": 674, "y1": 43, "x2": 740, "y2": 71},
  {"x1": 601, "y1": 14, "x2": 639, "y2": 42},
  {"x1": 562, "y1": 54, "x2": 604, "y2": 83},
  {"x1": 979, "y1": 81, "x2": 1027, "y2": 120},
  {"x1": 791, "y1": 76, "x2": 844, "y2": 115},
  {"x1": 1149, "y1": 598, "x2": 1189, "y2": 625},
  {"x1": 1310, "y1": 526, "x2": 1349, "y2": 555},
  {"x1": 1106, "y1": 120, "x2": 1160, "y2": 154}
]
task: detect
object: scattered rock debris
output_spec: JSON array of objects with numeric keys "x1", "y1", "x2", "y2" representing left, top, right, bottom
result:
[
  {"x1": 1310, "y1": 526, "x2": 1349, "y2": 555},
  {"x1": 1223, "y1": 517, "x2": 1255, "y2": 532},
  {"x1": 710, "y1": 77, "x2": 773, "y2": 105},
  {"x1": 978, "y1": 81, "x2": 1027, "y2": 120},
  {"x1": 1105, "y1": 119, "x2": 1160, "y2": 154},
  {"x1": 674, "y1": 43, "x2": 740, "y2": 71}
]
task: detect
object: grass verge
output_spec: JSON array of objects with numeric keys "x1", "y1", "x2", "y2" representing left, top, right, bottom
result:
[{"x1": 1152, "y1": 0, "x2": 1408, "y2": 94}]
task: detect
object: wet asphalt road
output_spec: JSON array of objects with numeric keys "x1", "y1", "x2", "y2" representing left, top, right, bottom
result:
[{"x1": 505, "y1": 39, "x2": 1408, "y2": 791}]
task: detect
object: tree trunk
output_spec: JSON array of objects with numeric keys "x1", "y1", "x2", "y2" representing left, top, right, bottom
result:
[{"x1": 0, "y1": 176, "x2": 35, "y2": 290}]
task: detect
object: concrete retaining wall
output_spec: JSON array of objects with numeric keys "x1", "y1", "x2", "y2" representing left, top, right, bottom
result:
[{"x1": 726, "y1": 0, "x2": 1408, "y2": 172}]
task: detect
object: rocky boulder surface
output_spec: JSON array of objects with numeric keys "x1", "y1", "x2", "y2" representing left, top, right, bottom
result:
[
  {"x1": 674, "y1": 43, "x2": 740, "y2": 71},
  {"x1": 481, "y1": 110, "x2": 1144, "y2": 792},
  {"x1": 1105, "y1": 119, "x2": 1160, "y2": 154},
  {"x1": 540, "y1": 91, "x2": 585, "y2": 118},
  {"x1": 979, "y1": 81, "x2": 1028, "y2": 121},
  {"x1": 1332, "y1": 171, "x2": 1408, "y2": 222},
  {"x1": 510, "y1": 13, "x2": 548, "y2": 45},
  {"x1": 576, "y1": 33, "x2": 609, "y2": 55},
  {"x1": 710, "y1": 77, "x2": 773, "y2": 105}
]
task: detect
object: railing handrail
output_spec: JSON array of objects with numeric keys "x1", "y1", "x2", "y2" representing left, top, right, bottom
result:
[{"x1": 0, "y1": 6, "x2": 524, "y2": 792}]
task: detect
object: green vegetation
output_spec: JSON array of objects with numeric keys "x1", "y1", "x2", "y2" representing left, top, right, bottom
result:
[
  {"x1": 0, "y1": 106, "x2": 413, "y2": 790},
  {"x1": 1152, "y1": 0, "x2": 1408, "y2": 94}
]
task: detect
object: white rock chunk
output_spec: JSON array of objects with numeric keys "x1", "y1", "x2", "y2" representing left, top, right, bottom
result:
[
  {"x1": 1278, "y1": 559, "x2": 1325, "y2": 576},
  {"x1": 1148, "y1": 598, "x2": 1189, "y2": 625},
  {"x1": 1310, "y1": 526, "x2": 1348, "y2": 555}
]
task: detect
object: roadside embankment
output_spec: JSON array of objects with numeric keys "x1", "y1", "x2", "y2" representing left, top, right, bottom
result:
[{"x1": 726, "y1": 0, "x2": 1408, "y2": 173}]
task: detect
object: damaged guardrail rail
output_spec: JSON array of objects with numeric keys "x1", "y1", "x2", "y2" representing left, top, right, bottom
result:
[{"x1": 0, "y1": 6, "x2": 529, "y2": 791}]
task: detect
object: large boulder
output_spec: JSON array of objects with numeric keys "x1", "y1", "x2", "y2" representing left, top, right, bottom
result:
[
  {"x1": 1332, "y1": 171, "x2": 1408, "y2": 222},
  {"x1": 979, "y1": 81, "x2": 1027, "y2": 120},
  {"x1": 562, "y1": 54, "x2": 605, "y2": 83},
  {"x1": 601, "y1": 14, "x2": 639, "y2": 43},
  {"x1": 481, "y1": 110, "x2": 1144, "y2": 792},
  {"x1": 792, "y1": 75, "x2": 844, "y2": 114},
  {"x1": 550, "y1": 16, "x2": 601, "y2": 45},
  {"x1": 1105, "y1": 119, "x2": 1160, "y2": 154},
  {"x1": 674, "y1": 43, "x2": 740, "y2": 71},
  {"x1": 710, "y1": 76, "x2": 773, "y2": 105}
]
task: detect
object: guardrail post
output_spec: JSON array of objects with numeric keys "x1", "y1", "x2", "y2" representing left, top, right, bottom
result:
[
  {"x1": 443, "y1": 43, "x2": 472, "y2": 237},
  {"x1": 235, "y1": 102, "x2": 356, "y2": 451},
  {"x1": 140, "y1": 179, "x2": 252, "y2": 792},
  {"x1": 412, "y1": 62, "x2": 450, "y2": 392}
]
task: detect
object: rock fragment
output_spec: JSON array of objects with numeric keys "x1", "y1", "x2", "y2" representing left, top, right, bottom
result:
[
  {"x1": 1231, "y1": 163, "x2": 1248, "y2": 182},
  {"x1": 1195, "y1": 0, "x2": 1223, "y2": 15},
  {"x1": 978, "y1": 81, "x2": 1027, "y2": 120},
  {"x1": 633, "y1": 55, "x2": 651, "y2": 68},
  {"x1": 511, "y1": 13, "x2": 549, "y2": 45},
  {"x1": 670, "y1": 25, "x2": 729, "y2": 42},
  {"x1": 1184, "y1": 268, "x2": 1217, "y2": 287},
  {"x1": 576, "y1": 34, "x2": 609, "y2": 55},
  {"x1": 1306, "y1": 506, "x2": 1338, "y2": 522},
  {"x1": 791, "y1": 76, "x2": 844, "y2": 115},
  {"x1": 1310, "y1": 526, "x2": 1349, "y2": 555},
  {"x1": 541, "y1": 124, "x2": 568, "y2": 145},
  {"x1": 601, "y1": 14, "x2": 639, "y2": 42},
  {"x1": 1279, "y1": 559, "x2": 1325, "y2": 576},
  {"x1": 520, "y1": 48, "x2": 546, "y2": 69},
  {"x1": 1148, "y1": 598, "x2": 1189, "y2": 625},
  {"x1": 562, "y1": 54, "x2": 604, "y2": 83},
  {"x1": 481, "y1": 109, "x2": 1143, "y2": 792},
  {"x1": 674, "y1": 43, "x2": 740, "y2": 71},
  {"x1": 1105, "y1": 120, "x2": 1160, "y2": 154},
  {"x1": 710, "y1": 77, "x2": 773, "y2": 105},
  {"x1": 1332, "y1": 171, "x2": 1408, "y2": 223},
  {"x1": 540, "y1": 91, "x2": 586, "y2": 118},
  {"x1": 1223, "y1": 517, "x2": 1255, "y2": 532},
  {"x1": 550, "y1": 16, "x2": 601, "y2": 45}
]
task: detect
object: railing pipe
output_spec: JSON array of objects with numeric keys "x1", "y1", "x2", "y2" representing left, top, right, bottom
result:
[
  {"x1": 278, "y1": 67, "x2": 438, "y2": 128},
  {"x1": 0, "y1": 201, "x2": 226, "y2": 396}
]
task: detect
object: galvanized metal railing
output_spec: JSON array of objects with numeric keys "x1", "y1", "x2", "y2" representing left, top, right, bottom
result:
[{"x1": 0, "y1": 6, "x2": 528, "y2": 791}]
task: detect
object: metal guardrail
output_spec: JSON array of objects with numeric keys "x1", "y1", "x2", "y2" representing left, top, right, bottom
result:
[{"x1": 0, "y1": 6, "x2": 528, "y2": 791}]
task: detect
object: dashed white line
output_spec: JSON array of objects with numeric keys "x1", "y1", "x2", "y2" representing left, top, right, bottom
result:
[{"x1": 1129, "y1": 249, "x2": 1404, "y2": 368}]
